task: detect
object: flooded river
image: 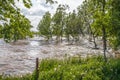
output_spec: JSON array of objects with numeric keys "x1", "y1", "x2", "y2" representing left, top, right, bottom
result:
[{"x1": 0, "y1": 37, "x2": 112, "y2": 76}]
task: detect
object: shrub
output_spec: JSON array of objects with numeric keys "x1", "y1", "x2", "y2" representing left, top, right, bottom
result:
[{"x1": 1, "y1": 56, "x2": 120, "y2": 80}]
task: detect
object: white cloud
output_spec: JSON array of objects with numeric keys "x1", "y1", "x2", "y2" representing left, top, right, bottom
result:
[
  {"x1": 55, "y1": 0, "x2": 84, "y2": 12},
  {"x1": 16, "y1": 0, "x2": 84, "y2": 31},
  {"x1": 25, "y1": 15, "x2": 42, "y2": 31}
]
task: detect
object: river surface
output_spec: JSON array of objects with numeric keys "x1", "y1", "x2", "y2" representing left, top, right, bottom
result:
[{"x1": 0, "y1": 37, "x2": 112, "y2": 76}]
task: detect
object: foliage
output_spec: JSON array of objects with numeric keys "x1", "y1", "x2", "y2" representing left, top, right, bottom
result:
[
  {"x1": 38, "y1": 56, "x2": 120, "y2": 80},
  {"x1": 1, "y1": 56, "x2": 120, "y2": 80},
  {"x1": 37, "y1": 0, "x2": 120, "y2": 52},
  {"x1": 108, "y1": 0, "x2": 120, "y2": 50},
  {"x1": 0, "y1": 0, "x2": 32, "y2": 42},
  {"x1": 80, "y1": 0, "x2": 120, "y2": 50},
  {"x1": 38, "y1": 11, "x2": 52, "y2": 41},
  {"x1": 2, "y1": 14, "x2": 33, "y2": 42},
  {"x1": 46, "y1": 0, "x2": 58, "y2": 4},
  {"x1": 0, "y1": 0, "x2": 32, "y2": 22},
  {"x1": 0, "y1": 0, "x2": 56, "y2": 42},
  {"x1": 52, "y1": 4, "x2": 69, "y2": 42}
]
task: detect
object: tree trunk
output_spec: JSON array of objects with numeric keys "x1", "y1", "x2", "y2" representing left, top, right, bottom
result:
[
  {"x1": 102, "y1": 0, "x2": 107, "y2": 62},
  {"x1": 79, "y1": 26, "x2": 85, "y2": 37},
  {"x1": 88, "y1": 23, "x2": 98, "y2": 49},
  {"x1": 102, "y1": 26, "x2": 107, "y2": 62},
  {"x1": 93, "y1": 34, "x2": 97, "y2": 49}
]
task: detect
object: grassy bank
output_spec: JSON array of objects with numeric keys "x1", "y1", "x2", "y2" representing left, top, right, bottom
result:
[{"x1": 1, "y1": 56, "x2": 120, "y2": 80}]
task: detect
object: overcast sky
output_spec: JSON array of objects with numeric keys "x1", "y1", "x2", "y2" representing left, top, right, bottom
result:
[{"x1": 16, "y1": 0, "x2": 84, "y2": 31}]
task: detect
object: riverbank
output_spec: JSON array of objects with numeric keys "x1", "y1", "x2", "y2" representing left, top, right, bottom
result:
[{"x1": 1, "y1": 56, "x2": 120, "y2": 80}]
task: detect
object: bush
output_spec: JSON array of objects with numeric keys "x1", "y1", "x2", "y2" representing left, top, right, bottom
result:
[
  {"x1": 1, "y1": 56, "x2": 120, "y2": 80},
  {"x1": 39, "y1": 56, "x2": 120, "y2": 80}
]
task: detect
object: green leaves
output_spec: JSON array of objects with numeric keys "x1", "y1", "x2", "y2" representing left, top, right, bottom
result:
[
  {"x1": 39, "y1": 56, "x2": 120, "y2": 80},
  {"x1": 37, "y1": 4, "x2": 83, "y2": 43},
  {"x1": 0, "y1": 0, "x2": 34, "y2": 42},
  {"x1": 46, "y1": 0, "x2": 58, "y2": 4},
  {"x1": 2, "y1": 12, "x2": 33, "y2": 42},
  {"x1": 38, "y1": 11, "x2": 52, "y2": 40},
  {"x1": 23, "y1": 0, "x2": 32, "y2": 8},
  {"x1": 109, "y1": 0, "x2": 120, "y2": 50}
]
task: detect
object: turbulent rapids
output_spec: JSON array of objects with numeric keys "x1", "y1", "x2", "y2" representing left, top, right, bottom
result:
[{"x1": 0, "y1": 37, "x2": 113, "y2": 76}]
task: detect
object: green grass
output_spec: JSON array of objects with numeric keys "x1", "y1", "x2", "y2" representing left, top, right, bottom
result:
[{"x1": 1, "y1": 56, "x2": 120, "y2": 80}]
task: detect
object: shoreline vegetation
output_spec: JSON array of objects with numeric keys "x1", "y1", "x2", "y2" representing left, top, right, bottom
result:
[{"x1": 1, "y1": 56, "x2": 120, "y2": 80}]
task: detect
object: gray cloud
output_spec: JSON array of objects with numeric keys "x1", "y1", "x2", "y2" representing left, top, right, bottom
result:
[
  {"x1": 21, "y1": 8, "x2": 46, "y2": 16},
  {"x1": 30, "y1": 10, "x2": 45, "y2": 16}
]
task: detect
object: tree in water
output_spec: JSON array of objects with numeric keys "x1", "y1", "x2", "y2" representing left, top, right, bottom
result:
[
  {"x1": 37, "y1": 11, "x2": 52, "y2": 42},
  {"x1": 52, "y1": 4, "x2": 69, "y2": 43}
]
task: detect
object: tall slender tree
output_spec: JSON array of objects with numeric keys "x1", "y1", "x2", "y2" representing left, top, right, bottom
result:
[
  {"x1": 90, "y1": 0, "x2": 108, "y2": 62},
  {"x1": 52, "y1": 4, "x2": 69, "y2": 43},
  {"x1": 38, "y1": 11, "x2": 52, "y2": 41}
]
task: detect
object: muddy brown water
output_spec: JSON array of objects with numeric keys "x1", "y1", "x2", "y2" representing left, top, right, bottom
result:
[{"x1": 0, "y1": 37, "x2": 112, "y2": 76}]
